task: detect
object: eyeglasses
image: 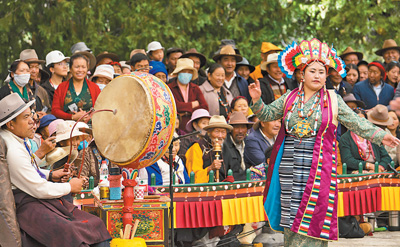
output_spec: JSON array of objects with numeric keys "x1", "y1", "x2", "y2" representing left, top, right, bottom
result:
[{"x1": 56, "y1": 61, "x2": 69, "y2": 67}]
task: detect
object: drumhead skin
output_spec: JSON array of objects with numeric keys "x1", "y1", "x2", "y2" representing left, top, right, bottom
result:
[{"x1": 92, "y1": 72, "x2": 176, "y2": 169}]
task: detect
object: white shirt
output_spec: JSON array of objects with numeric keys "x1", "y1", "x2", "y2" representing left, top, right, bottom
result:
[
  {"x1": 372, "y1": 83, "x2": 383, "y2": 98},
  {"x1": 268, "y1": 74, "x2": 285, "y2": 85},
  {"x1": 224, "y1": 71, "x2": 237, "y2": 89},
  {"x1": 0, "y1": 130, "x2": 71, "y2": 199}
]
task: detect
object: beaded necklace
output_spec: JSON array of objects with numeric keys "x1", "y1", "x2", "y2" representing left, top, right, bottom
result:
[{"x1": 217, "y1": 91, "x2": 229, "y2": 115}]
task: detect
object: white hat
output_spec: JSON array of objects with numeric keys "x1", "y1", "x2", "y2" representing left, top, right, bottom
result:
[
  {"x1": 119, "y1": 61, "x2": 131, "y2": 70},
  {"x1": 46, "y1": 50, "x2": 70, "y2": 67},
  {"x1": 55, "y1": 120, "x2": 87, "y2": 143},
  {"x1": 0, "y1": 93, "x2": 35, "y2": 127},
  {"x1": 147, "y1": 41, "x2": 164, "y2": 53},
  {"x1": 260, "y1": 53, "x2": 279, "y2": 71},
  {"x1": 90, "y1": 64, "x2": 114, "y2": 81}
]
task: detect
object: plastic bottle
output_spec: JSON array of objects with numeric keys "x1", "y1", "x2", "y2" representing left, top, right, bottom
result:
[{"x1": 99, "y1": 160, "x2": 109, "y2": 183}]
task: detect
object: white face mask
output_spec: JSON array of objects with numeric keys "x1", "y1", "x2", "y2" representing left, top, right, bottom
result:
[
  {"x1": 96, "y1": 83, "x2": 106, "y2": 91},
  {"x1": 13, "y1": 73, "x2": 31, "y2": 87}
]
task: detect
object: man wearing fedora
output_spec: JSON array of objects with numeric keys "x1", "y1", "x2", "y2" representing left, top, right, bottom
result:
[
  {"x1": 0, "y1": 93, "x2": 111, "y2": 246},
  {"x1": 223, "y1": 112, "x2": 253, "y2": 181},
  {"x1": 340, "y1": 47, "x2": 364, "y2": 66},
  {"x1": 250, "y1": 42, "x2": 282, "y2": 81},
  {"x1": 213, "y1": 45, "x2": 251, "y2": 101},
  {"x1": 180, "y1": 48, "x2": 208, "y2": 85},
  {"x1": 165, "y1": 47, "x2": 184, "y2": 77},
  {"x1": 258, "y1": 53, "x2": 297, "y2": 105},
  {"x1": 375, "y1": 39, "x2": 400, "y2": 65}
]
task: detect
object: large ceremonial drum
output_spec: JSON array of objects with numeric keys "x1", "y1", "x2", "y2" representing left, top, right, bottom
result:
[{"x1": 92, "y1": 72, "x2": 176, "y2": 169}]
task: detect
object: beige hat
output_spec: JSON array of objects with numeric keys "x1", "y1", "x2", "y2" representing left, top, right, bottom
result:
[
  {"x1": 213, "y1": 45, "x2": 243, "y2": 62},
  {"x1": 203, "y1": 115, "x2": 233, "y2": 131},
  {"x1": 367, "y1": 104, "x2": 393, "y2": 126},
  {"x1": 375, "y1": 39, "x2": 400, "y2": 56},
  {"x1": 228, "y1": 111, "x2": 254, "y2": 128},
  {"x1": 340, "y1": 47, "x2": 363, "y2": 61},
  {"x1": 75, "y1": 51, "x2": 96, "y2": 71},
  {"x1": 55, "y1": 120, "x2": 87, "y2": 143},
  {"x1": 20, "y1": 49, "x2": 45, "y2": 64},
  {"x1": 46, "y1": 146, "x2": 79, "y2": 170},
  {"x1": 171, "y1": 58, "x2": 198, "y2": 80},
  {"x1": 0, "y1": 93, "x2": 35, "y2": 127},
  {"x1": 119, "y1": 61, "x2": 131, "y2": 70},
  {"x1": 129, "y1": 49, "x2": 146, "y2": 59},
  {"x1": 90, "y1": 64, "x2": 114, "y2": 81},
  {"x1": 260, "y1": 53, "x2": 279, "y2": 71}
]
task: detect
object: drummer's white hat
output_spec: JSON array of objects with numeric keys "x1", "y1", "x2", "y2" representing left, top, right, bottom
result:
[{"x1": 0, "y1": 93, "x2": 35, "y2": 127}]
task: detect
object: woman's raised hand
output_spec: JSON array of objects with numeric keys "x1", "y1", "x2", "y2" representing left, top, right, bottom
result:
[
  {"x1": 382, "y1": 134, "x2": 400, "y2": 148},
  {"x1": 248, "y1": 79, "x2": 262, "y2": 103}
]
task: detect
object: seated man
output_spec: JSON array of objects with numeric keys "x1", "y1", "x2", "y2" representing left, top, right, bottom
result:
[
  {"x1": 223, "y1": 111, "x2": 254, "y2": 181},
  {"x1": 0, "y1": 93, "x2": 111, "y2": 247}
]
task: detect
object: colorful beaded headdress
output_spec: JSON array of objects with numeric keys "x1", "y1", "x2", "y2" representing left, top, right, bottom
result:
[{"x1": 278, "y1": 38, "x2": 347, "y2": 79}]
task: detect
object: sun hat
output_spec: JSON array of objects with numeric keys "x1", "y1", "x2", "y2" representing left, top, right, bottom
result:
[
  {"x1": 180, "y1": 48, "x2": 207, "y2": 68},
  {"x1": 213, "y1": 45, "x2": 243, "y2": 63},
  {"x1": 147, "y1": 41, "x2": 164, "y2": 53},
  {"x1": 0, "y1": 93, "x2": 35, "y2": 127},
  {"x1": 340, "y1": 47, "x2": 364, "y2": 61},
  {"x1": 20, "y1": 49, "x2": 45, "y2": 64},
  {"x1": 129, "y1": 49, "x2": 146, "y2": 60},
  {"x1": 261, "y1": 42, "x2": 282, "y2": 54},
  {"x1": 214, "y1": 39, "x2": 241, "y2": 56},
  {"x1": 260, "y1": 53, "x2": 279, "y2": 71},
  {"x1": 203, "y1": 115, "x2": 233, "y2": 131},
  {"x1": 236, "y1": 57, "x2": 255, "y2": 73},
  {"x1": 46, "y1": 146, "x2": 79, "y2": 170},
  {"x1": 185, "y1": 109, "x2": 212, "y2": 132},
  {"x1": 96, "y1": 51, "x2": 120, "y2": 65},
  {"x1": 46, "y1": 50, "x2": 70, "y2": 67},
  {"x1": 48, "y1": 119, "x2": 64, "y2": 137},
  {"x1": 342, "y1": 94, "x2": 366, "y2": 109},
  {"x1": 228, "y1": 111, "x2": 254, "y2": 128},
  {"x1": 367, "y1": 104, "x2": 393, "y2": 126},
  {"x1": 76, "y1": 121, "x2": 92, "y2": 135},
  {"x1": 149, "y1": 61, "x2": 168, "y2": 77},
  {"x1": 38, "y1": 114, "x2": 57, "y2": 130},
  {"x1": 375, "y1": 39, "x2": 400, "y2": 56},
  {"x1": 90, "y1": 64, "x2": 114, "y2": 81},
  {"x1": 119, "y1": 61, "x2": 131, "y2": 70},
  {"x1": 71, "y1": 42, "x2": 92, "y2": 53},
  {"x1": 171, "y1": 58, "x2": 198, "y2": 80},
  {"x1": 55, "y1": 120, "x2": 87, "y2": 143}
]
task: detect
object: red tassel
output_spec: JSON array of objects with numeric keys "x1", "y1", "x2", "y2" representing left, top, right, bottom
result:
[{"x1": 324, "y1": 99, "x2": 328, "y2": 108}]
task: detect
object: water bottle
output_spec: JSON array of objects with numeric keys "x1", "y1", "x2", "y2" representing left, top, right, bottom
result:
[{"x1": 99, "y1": 160, "x2": 109, "y2": 183}]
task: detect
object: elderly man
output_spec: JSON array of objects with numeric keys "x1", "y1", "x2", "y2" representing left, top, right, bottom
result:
[
  {"x1": 326, "y1": 67, "x2": 353, "y2": 97},
  {"x1": 250, "y1": 42, "x2": 282, "y2": 81},
  {"x1": 340, "y1": 47, "x2": 363, "y2": 65},
  {"x1": 258, "y1": 53, "x2": 297, "y2": 104},
  {"x1": 223, "y1": 112, "x2": 253, "y2": 181},
  {"x1": 0, "y1": 93, "x2": 111, "y2": 246},
  {"x1": 375, "y1": 39, "x2": 400, "y2": 65},
  {"x1": 213, "y1": 45, "x2": 250, "y2": 101},
  {"x1": 181, "y1": 48, "x2": 208, "y2": 85},
  {"x1": 165, "y1": 47, "x2": 184, "y2": 77},
  {"x1": 244, "y1": 119, "x2": 281, "y2": 167}
]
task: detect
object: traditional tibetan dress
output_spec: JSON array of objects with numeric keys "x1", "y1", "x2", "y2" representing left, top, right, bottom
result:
[{"x1": 250, "y1": 88, "x2": 385, "y2": 245}]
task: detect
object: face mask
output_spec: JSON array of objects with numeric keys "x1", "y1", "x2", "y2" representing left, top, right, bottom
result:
[
  {"x1": 178, "y1": 73, "x2": 193, "y2": 85},
  {"x1": 13, "y1": 73, "x2": 31, "y2": 87},
  {"x1": 97, "y1": 83, "x2": 106, "y2": 91}
]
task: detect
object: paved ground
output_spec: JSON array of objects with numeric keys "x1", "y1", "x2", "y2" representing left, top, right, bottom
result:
[{"x1": 329, "y1": 231, "x2": 400, "y2": 247}]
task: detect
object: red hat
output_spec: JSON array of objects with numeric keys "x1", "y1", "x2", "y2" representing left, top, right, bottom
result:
[{"x1": 368, "y1": 61, "x2": 386, "y2": 81}]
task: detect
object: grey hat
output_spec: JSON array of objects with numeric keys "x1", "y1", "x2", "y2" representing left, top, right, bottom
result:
[
  {"x1": 0, "y1": 93, "x2": 35, "y2": 127},
  {"x1": 71, "y1": 42, "x2": 92, "y2": 54},
  {"x1": 236, "y1": 57, "x2": 255, "y2": 73}
]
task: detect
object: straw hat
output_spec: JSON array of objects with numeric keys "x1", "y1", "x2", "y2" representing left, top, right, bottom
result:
[
  {"x1": 180, "y1": 48, "x2": 207, "y2": 68},
  {"x1": 342, "y1": 93, "x2": 366, "y2": 109},
  {"x1": 212, "y1": 45, "x2": 243, "y2": 63},
  {"x1": 203, "y1": 115, "x2": 233, "y2": 131},
  {"x1": 46, "y1": 146, "x2": 79, "y2": 170},
  {"x1": 260, "y1": 53, "x2": 279, "y2": 71},
  {"x1": 375, "y1": 39, "x2": 400, "y2": 56},
  {"x1": 228, "y1": 111, "x2": 254, "y2": 128},
  {"x1": 0, "y1": 93, "x2": 35, "y2": 127},
  {"x1": 340, "y1": 47, "x2": 363, "y2": 61},
  {"x1": 20, "y1": 49, "x2": 45, "y2": 64},
  {"x1": 55, "y1": 120, "x2": 87, "y2": 143},
  {"x1": 367, "y1": 104, "x2": 393, "y2": 126},
  {"x1": 171, "y1": 58, "x2": 198, "y2": 80},
  {"x1": 186, "y1": 109, "x2": 211, "y2": 132},
  {"x1": 260, "y1": 42, "x2": 282, "y2": 54}
]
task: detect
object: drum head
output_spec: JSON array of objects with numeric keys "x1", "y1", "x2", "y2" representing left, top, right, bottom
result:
[{"x1": 92, "y1": 75, "x2": 153, "y2": 164}]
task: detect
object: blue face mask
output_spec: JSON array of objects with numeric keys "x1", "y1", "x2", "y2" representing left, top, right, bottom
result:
[
  {"x1": 178, "y1": 73, "x2": 193, "y2": 85},
  {"x1": 96, "y1": 83, "x2": 106, "y2": 91}
]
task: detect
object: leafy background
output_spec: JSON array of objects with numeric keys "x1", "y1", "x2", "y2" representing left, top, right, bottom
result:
[{"x1": 0, "y1": 0, "x2": 399, "y2": 81}]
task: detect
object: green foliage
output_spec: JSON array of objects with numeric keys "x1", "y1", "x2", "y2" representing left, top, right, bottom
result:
[{"x1": 1, "y1": 0, "x2": 400, "y2": 81}]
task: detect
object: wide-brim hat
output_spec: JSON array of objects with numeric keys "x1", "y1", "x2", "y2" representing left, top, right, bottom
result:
[
  {"x1": 129, "y1": 49, "x2": 146, "y2": 60},
  {"x1": 203, "y1": 115, "x2": 233, "y2": 131},
  {"x1": 186, "y1": 109, "x2": 212, "y2": 132},
  {"x1": 76, "y1": 121, "x2": 92, "y2": 135},
  {"x1": 55, "y1": 120, "x2": 88, "y2": 143},
  {"x1": 260, "y1": 53, "x2": 279, "y2": 71},
  {"x1": 171, "y1": 58, "x2": 198, "y2": 80},
  {"x1": 20, "y1": 49, "x2": 45, "y2": 64},
  {"x1": 340, "y1": 47, "x2": 363, "y2": 61},
  {"x1": 261, "y1": 42, "x2": 282, "y2": 54},
  {"x1": 236, "y1": 57, "x2": 255, "y2": 73},
  {"x1": 180, "y1": 48, "x2": 207, "y2": 68},
  {"x1": 367, "y1": 104, "x2": 393, "y2": 126},
  {"x1": 89, "y1": 64, "x2": 114, "y2": 81},
  {"x1": 119, "y1": 61, "x2": 131, "y2": 70},
  {"x1": 214, "y1": 39, "x2": 241, "y2": 55},
  {"x1": 46, "y1": 146, "x2": 78, "y2": 169},
  {"x1": 0, "y1": 93, "x2": 35, "y2": 127},
  {"x1": 166, "y1": 47, "x2": 185, "y2": 57},
  {"x1": 213, "y1": 45, "x2": 243, "y2": 62},
  {"x1": 375, "y1": 39, "x2": 400, "y2": 56},
  {"x1": 96, "y1": 52, "x2": 120, "y2": 65},
  {"x1": 342, "y1": 93, "x2": 366, "y2": 109},
  {"x1": 75, "y1": 51, "x2": 96, "y2": 71},
  {"x1": 71, "y1": 42, "x2": 92, "y2": 53},
  {"x1": 228, "y1": 111, "x2": 254, "y2": 128}
]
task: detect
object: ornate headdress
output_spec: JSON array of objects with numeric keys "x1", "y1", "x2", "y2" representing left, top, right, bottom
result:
[{"x1": 278, "y1": 38, "x2": 346, "y2": 79}]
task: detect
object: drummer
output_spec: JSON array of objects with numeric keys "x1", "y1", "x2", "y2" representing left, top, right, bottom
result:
[{"x1": 185, "y1": 115, "x2": 232, "y2": 183}]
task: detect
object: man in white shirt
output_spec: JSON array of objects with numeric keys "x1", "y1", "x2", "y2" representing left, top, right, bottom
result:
[{"x1": 0, "y1": 93, "x2": 111, "y2": 246}]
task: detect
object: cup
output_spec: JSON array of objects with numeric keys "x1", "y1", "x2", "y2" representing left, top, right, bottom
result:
[{"x1": 134, "y1": 186, "x2": 145, "y2": 200}]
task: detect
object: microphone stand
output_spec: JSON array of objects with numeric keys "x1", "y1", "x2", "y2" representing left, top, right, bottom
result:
[{"x1": 168, "y1": 130, "x2": 200, "y2": 247}]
